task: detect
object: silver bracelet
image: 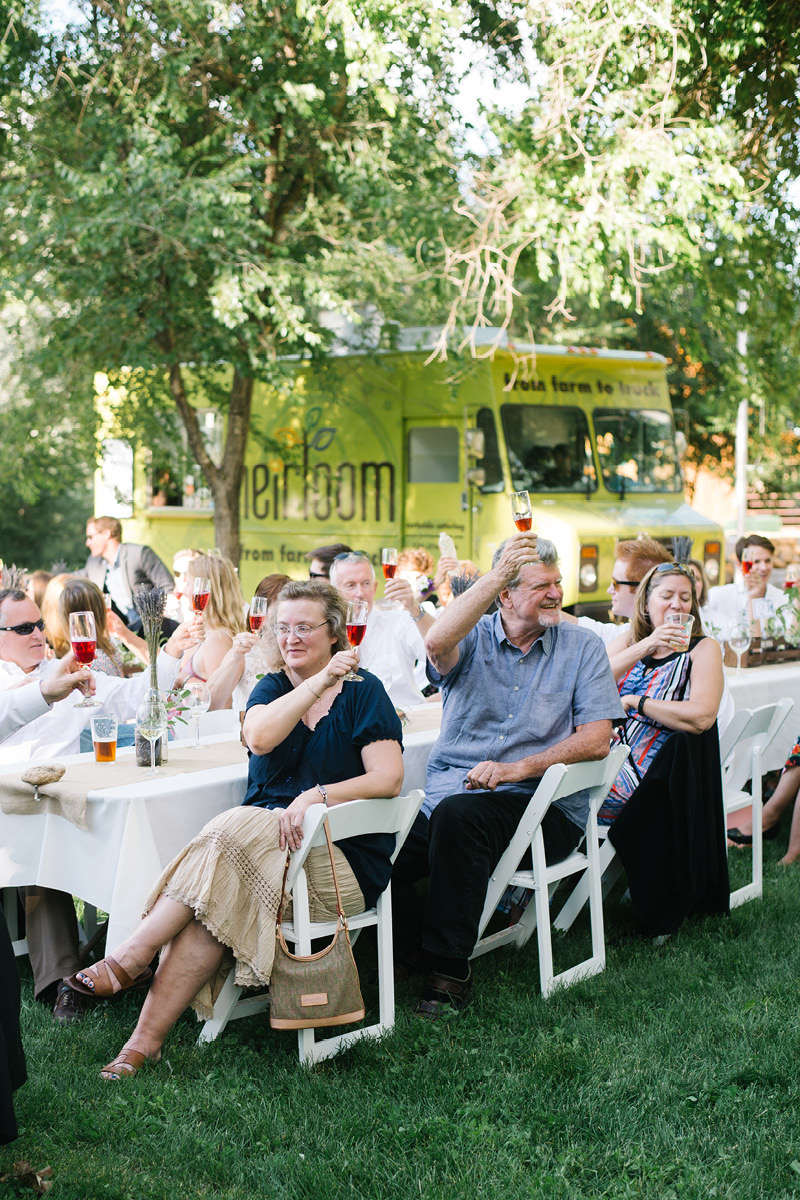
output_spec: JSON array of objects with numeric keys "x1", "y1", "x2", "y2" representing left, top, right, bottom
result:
[
  {"x1": 316, "y1": 783, "x2": 328, "y2": 805},
  {"x1": 411, "y1": 608, "x2": 425, "y2": 623},
  {"x1": 305, "y1": 679, "x2": 322, "y2": 700}
]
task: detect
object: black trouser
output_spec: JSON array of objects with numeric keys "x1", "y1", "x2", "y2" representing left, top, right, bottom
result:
[{"x1": 391, "y1": 789, "x2": 583, "y2": 963}]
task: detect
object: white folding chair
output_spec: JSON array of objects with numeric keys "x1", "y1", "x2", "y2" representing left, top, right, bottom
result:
[
  {"x1": 469, "y1": 746, "x2": 629, "y2": 998},
  {"x1": 198, "y1": 790, "x2": 424, "y2": 1064},
  {"x1": 721, "y1": 698, "x2": 793, "y2": 908}
]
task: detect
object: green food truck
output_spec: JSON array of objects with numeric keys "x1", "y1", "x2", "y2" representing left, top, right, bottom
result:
[{"x1": 101, "y1": 340, "x2": 723, "y2": 612}]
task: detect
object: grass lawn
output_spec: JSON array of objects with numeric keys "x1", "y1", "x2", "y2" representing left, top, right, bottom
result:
[{"x1": 3, "y1": 841, "x2": 800, "y2": 1200}]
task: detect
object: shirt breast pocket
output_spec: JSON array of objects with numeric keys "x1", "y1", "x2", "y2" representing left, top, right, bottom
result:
[{"x1": 524, "y1": 691, "x2": 571, "y2": 742}]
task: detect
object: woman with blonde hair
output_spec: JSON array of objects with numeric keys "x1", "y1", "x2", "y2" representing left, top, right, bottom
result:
[
  {"x1": 40, "y1": 574, "x2": 74, "y2": 658},
  {"x1": 205, "y1": 574, "x2": 291, "y2": 711},
  {"x1": 174, "y1": 554, "x2": 247, "y2": 702}
]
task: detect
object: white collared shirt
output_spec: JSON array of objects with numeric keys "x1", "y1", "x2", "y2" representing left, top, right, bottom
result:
[
  {"x1": 359, "y1": 604, "x2": 427, "y2": 712},
  {"x1": 705, "y1": 579, "x2": 787, "y2": 632},
  {"x1": 0, "y1": 653, "x2": 180, "y2": 764}
]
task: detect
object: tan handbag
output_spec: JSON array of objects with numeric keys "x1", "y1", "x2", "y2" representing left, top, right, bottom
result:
[{"x1": 269, "y1": 818, "x2": 365, "y2": 1030}]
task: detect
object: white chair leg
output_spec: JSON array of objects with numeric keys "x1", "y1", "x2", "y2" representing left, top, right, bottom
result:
[
  {"x1": 554, "y1": 836, "x2": 618, "y2": 933},
  {"x1": 730, "y1": 745, "x2": 764, "y2": 908},
  {"x1": 375, "y1": 886, "x2": 395, "y2": 1032},
  {"x1": 198, "y1": 971, "x2": 244, "y2": 1044}
]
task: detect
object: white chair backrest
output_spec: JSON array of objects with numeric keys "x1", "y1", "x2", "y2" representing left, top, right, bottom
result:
[
  {"x1": 513, "y1": 745, "x2": 629, "y2": 837},
  {"x1": 718, "y1": 708, "x2": 752, "y2": 772},
  {"x1": 722, "y1": 699, "x2": 793, "y2": 793},
  {"x1": 286, "y1": 792, "x2": 424, "y2": 892}
]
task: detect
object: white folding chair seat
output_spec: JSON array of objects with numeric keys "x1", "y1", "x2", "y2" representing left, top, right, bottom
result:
[
  {"x1": 470, "y1": 746, "x2": 629, "y2": 998},
  {"x1": 198, "y1": 790, "x2": 424, "y2": 1064},
  {"x1": 721, "y1": 698, "x2": 793, "y2": 908}
]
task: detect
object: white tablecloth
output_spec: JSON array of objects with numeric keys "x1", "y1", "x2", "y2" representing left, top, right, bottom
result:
[
  {"x1": 726, "y1": 663, "x2": 799, "y2": 770},
  {"x1": 0, "y1": 735, "x2": 248, "y2": 950}
]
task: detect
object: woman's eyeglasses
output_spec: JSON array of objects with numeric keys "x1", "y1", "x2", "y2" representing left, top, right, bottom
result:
[{"x1": 273, "y1": 622, "x2": 328, "y2": 639}]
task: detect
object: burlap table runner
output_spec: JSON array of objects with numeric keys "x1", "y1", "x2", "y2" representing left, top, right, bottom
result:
[
  {"x1": 0, "y1": 740, "x2": 248, "y2": 831},
  {"x1": 403, "y1": 704, "x2": 443, "y2": 736}
]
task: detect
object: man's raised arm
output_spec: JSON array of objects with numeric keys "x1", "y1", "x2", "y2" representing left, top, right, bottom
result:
[{"x1": 425, "y1": 532, "x2": 539, "y2": 676}]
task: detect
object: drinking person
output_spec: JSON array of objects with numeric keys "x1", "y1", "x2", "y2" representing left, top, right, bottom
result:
[
  {"x1": 67, "y1": 581, "x2": 404, "y2": 1081},
  {"x1": 0, "y1": 587, "x2": 199, "y2": 1024},
  {"x1": 391, "y1": 532, "x2": 623, "y2": 1016},
  {"x1": 173, "y1": 554, "x2": 247, "y2": 703},
  {"x1": 600, "y1": 563, "x2": 724, "y2": 824},
  {"x1": 705, "y1": 535, "x2": 787, "y2": 633},
  {"x1": 330, "y1": 552, "x2": 435, "y2": 711}
]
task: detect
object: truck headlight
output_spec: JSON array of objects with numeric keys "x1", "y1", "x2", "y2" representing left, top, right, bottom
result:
[{"x1": 579, "y1": 545, "x2": 599, "y2": 592}]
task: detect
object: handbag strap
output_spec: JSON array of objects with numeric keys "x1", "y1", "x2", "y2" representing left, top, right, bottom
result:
[{"x1": 275, "y1": 814, "x2": 345, "y2": 929}]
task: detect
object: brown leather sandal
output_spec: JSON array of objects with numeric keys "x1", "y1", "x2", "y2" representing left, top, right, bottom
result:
[
  {"x1": 100, "y1": 1049, "x2": 161, "y2": 1081},
  {"x1": 65, "y1": 956, "x2": 153, "y2": 998},
  {"x1": 416, "y1": 966, "x2": 474, "y2": 1020}
]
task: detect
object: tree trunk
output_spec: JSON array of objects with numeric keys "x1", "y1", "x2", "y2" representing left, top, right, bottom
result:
[{"x1": 167, "y1": 361, "x2": 253, "y2": 568}]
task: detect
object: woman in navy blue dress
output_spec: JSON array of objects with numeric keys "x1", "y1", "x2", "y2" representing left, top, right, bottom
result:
[{"x1": 69, "y1": 581, "x2": 404, "y2": 1080}]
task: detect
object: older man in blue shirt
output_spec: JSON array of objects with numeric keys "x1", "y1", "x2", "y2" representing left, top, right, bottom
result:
[{"x1": 393, "y1": 532, "x2": 624, "y2": 1017}]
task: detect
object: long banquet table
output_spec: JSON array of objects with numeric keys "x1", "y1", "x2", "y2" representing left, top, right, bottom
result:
[
  {"x1": 0, "y1": 735, "x2": 249, "y2": 950},
  {"x1": 6, "y1": 667, "x2": 793, "y2": 957}
]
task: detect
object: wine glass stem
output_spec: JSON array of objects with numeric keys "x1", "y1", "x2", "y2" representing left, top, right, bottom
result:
[
  {"x1": 736, "y1": 652, "x2": 742, "y2": 677},
  {"x1": 195, "y1": 716, "x2": 200, "y2": 747},
  {"x1": 150, "y1": 738, "x2": 157, "y2": 771}
]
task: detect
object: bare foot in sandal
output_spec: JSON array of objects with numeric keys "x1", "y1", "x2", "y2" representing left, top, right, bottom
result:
[
  {"x1": 100, "y1": 1042, "x2": 162, "y2": 1081},
  {"x1": 66, "y1": 955, "x2": 153, "y2": 998}
]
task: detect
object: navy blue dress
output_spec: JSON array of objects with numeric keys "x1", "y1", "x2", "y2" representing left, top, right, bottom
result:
[{"x1": 243, "y1": 671, "x2": 403, "y2": 906}]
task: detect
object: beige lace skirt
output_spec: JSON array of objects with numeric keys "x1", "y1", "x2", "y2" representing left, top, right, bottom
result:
[{"x1": 142, "y1": 806, "x2": 364, "y2": 1020}]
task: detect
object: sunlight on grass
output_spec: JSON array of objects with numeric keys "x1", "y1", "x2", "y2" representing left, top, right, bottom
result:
[{"x1": 4, "y1": 838, "x2": 800, "y2": 1199}]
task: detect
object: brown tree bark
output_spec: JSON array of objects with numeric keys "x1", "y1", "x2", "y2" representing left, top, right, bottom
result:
[{"x1": 167, "y1": 362, "x2": 253, "y2": 566}]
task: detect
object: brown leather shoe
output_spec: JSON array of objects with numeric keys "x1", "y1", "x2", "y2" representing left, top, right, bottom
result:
[
  {"x1": 52, "y1": 981, "x2": 90, "y2": 1025},
  {"x1": 416, "y1": 966, "x2": 474, "y2": 1020}
]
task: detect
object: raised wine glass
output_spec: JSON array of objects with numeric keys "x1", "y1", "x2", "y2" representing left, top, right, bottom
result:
[
  {"x1": 69, "y1": 611, "x2": 102, "y2": 708},
  {"x1": 136, "y1": 692, "x2": 168, "y2": 776},
  {"x1": 510, "y1": 490, "x2": 533, "y2": 531},
  {"x1": 186, "y1": 680, "x2": 211, "y2": 747},
  {"x1": 727, "y1": 621, "x2": 751, "y2": 677},
  {"x1": 248, "y1": 595, "x2": 268, "y2": 633},
  {"x1": 342, "y1": 599, "x2": 368, "y2": 682},
  {"x1": 192, "y1": 577, "x2": 211, "y2": 613},
  {"x1": 741, "y1": 546, "x2": 755, "y2": 578},
  {"x1": 381, "y1": 547, "x2": 399, "y2": 608}
]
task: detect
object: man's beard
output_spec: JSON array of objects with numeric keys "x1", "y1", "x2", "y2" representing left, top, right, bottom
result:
[{"x1": 537, "y1": 606, "x2": 562, "y2": 626}]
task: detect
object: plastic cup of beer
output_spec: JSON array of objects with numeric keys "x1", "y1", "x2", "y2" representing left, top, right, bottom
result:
[
  {"x1": 91, "y1": 714, "x2": 118, "y2": 763},
  {"x1": 665, "y1": 612, "x2": 694, "y2": 652}
]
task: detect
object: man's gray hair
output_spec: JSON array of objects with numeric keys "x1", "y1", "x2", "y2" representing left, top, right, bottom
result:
[
  {"x1": 329, "y1": 552, "x2": 375, "y2": 588},
  {"x1": 492, "y1": 537, "x2": 558, "y2": 590}
]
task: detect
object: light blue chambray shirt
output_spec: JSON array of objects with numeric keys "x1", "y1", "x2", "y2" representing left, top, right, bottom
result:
[{"x1": 424, "y1": 613, "x2": 624, "y2": 828}]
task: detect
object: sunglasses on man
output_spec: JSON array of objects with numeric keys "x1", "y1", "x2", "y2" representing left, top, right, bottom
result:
[{"x1": 0, "y1": 620, "x2": 46, "y2": 635}]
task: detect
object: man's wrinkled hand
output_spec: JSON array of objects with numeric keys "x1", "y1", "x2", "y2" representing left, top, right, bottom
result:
[
  {"x1": 383, "y1": 576, "x2": 416, "y2": 612},
  {"x1": 494, "y1": 532, "x2": 539, "y2": 584},
  {"x1": 465, "y1": 760, "x2": 521, "y2": 791}
]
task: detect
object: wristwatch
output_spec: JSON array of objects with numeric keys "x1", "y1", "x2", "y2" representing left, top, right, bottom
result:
[{"x1": 316, "y1": 783, "x2": 329, "y2": 805}]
